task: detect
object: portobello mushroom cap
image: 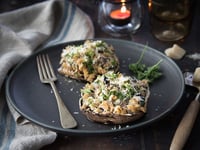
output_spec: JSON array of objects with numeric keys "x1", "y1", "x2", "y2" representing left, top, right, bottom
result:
[
  {"x1": 79, "y1": 71, "x2": 150, "y2": 124},
  {"x1": 58, "y1": 40, "x2": 119, "y2": 83}
]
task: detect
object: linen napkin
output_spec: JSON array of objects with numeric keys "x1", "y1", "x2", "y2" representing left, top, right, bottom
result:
[{"x1": 0, "y1": 0, "x2": 94, "y2": 150}]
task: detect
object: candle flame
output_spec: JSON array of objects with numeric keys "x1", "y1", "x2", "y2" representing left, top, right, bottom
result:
[
  {"x1": 120, "y1": 3, "x2": 127, "y2": 13},
  {"x1": 148, "y1": 0, "x2": 152, "y2": 11}
]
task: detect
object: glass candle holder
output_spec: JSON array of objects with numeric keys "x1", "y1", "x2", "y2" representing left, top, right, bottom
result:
[{"x1": 98, "y1": 0, "x2": 143, "y2": 37}]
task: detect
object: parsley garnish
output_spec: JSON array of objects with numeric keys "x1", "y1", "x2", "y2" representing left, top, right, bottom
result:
[
  {"x1": 128, "y1": 46, "x2": 163, "y2": 83},
  {"x1": 84, "y1": 50, "x2": 95, "y2": 73}
]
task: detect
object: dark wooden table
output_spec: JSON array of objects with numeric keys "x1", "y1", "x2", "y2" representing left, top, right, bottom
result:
[{"x1": 1, "y1": 0, "x2": 200, "y2": 150}]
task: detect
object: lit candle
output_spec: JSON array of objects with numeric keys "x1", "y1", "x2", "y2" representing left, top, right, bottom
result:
[{"x1": 109, "y1": 3, "x2": 131, "y2": 26}]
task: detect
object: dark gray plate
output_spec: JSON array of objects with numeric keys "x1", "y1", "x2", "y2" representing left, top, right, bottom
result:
[{"x1": 6, "y1": 39, "x2": 184, "y2": 135}]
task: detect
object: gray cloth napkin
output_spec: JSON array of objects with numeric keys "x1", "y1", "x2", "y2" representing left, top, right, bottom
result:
[{"x1": 0, "y1": 0, "x2": 94, "y2": 149}]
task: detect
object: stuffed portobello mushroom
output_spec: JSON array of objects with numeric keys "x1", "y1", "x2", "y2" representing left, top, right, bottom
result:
[
  {"x1": 58, "y1": 40, "x2": 119, "y2": 82},
  {"x1": 79, "y1": 71, "x2": 150, "y2": 124}
]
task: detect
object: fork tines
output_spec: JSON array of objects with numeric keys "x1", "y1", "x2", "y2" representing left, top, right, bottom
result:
[{"x1": 36, "y1": 54, "x2": 57, "y2": 82}]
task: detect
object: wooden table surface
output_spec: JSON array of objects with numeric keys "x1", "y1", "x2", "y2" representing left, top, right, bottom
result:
[{"x1": 1, "y1": 0, "x2": 200, "y2": 150}]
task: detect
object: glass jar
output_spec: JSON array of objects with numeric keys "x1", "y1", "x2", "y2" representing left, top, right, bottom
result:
[
  {"x1": 148, "y1": 0, "x2": 193, "y2": 42},
  {"x1": 98, "y1": 0, "x2": 143, "y2": 37}
]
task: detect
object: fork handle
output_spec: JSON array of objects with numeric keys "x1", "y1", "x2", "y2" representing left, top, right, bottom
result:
[
  {"x1": 170, "y1": 99, "x2": 200, "y2": 150},
  {"x1": 50, "y1": 82, "x2": 77, "y2": 128}
]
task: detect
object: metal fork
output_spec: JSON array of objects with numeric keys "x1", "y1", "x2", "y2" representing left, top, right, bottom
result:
[{"x1": 36, "y1": 54, "x2": 77, "y2": 128}]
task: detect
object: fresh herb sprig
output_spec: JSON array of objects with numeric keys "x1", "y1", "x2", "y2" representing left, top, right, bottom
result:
[{"x1": 129, "y1": 46, "x2": 163, "y2": 83}]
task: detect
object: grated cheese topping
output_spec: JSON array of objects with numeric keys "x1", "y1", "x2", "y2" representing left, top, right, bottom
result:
[
  {"x1": 80, "y1": 71, "x2": 149, "y2": 115},
  {"x1": 58, "y1": 40, "x2": 119, "y2": 82}
]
